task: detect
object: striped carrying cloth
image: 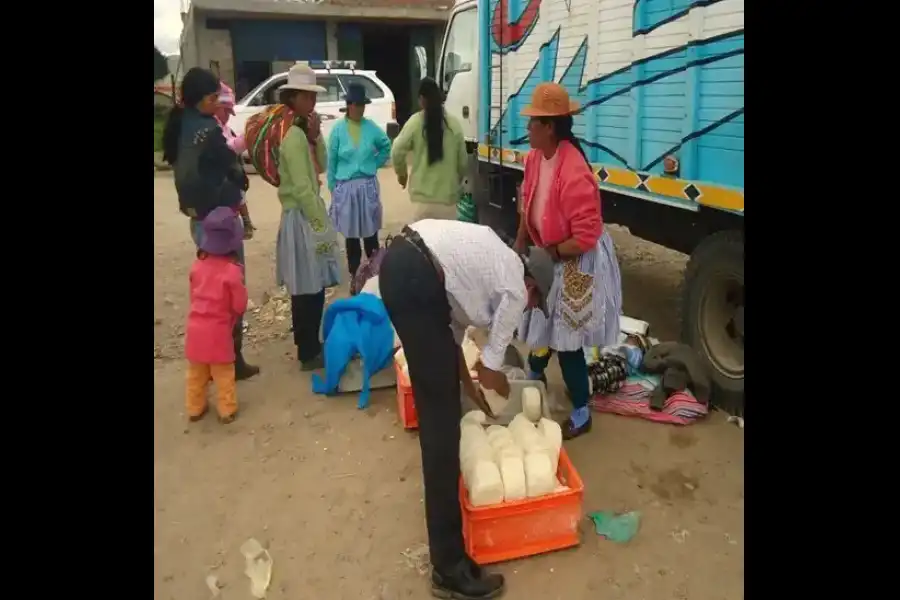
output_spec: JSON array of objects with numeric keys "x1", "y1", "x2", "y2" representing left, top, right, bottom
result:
[{"x1": 245, "y1": 106, "x2": 323, "y2": 187}]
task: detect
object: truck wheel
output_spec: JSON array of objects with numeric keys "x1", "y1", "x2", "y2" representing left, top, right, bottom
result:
[{"x1": 680, "y1": 230, "x2": 744, "y2": 415}]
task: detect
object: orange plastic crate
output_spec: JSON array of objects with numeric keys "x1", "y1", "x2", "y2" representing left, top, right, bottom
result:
[
  {"x1": 394, "y1": 360, "x2": 418, "y2": 430},
  {"x1": 460, "y1": 448, "x2": 585, "y2": 565},
  {"x1": 394, "y1": 358, "x2": 479, "y2": 431}
]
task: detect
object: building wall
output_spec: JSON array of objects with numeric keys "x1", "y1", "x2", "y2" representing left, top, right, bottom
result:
[{"x1": 183, "y1": 10, "x2": 451, "y2": 88}]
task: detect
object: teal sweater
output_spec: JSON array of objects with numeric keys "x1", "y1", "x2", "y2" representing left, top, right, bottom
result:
[{"x1": 326, "y1": 117, "x2": 392, "y2": 192}]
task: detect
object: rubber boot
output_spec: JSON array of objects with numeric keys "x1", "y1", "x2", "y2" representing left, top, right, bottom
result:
[{"x1": 233, "y1": 320, "x2": 260, "y2": 381}]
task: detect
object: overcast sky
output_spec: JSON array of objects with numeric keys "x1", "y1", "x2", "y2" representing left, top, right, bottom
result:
[{"x1": 155, "y1": 0, "x2": 184, "y2": 55}]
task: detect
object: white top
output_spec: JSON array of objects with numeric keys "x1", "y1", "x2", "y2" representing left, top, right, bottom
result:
[{"x1": 409, "y1": 219, "x2": 527, "y2": 370}]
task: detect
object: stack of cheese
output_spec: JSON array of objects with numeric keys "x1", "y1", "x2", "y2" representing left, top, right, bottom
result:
[
  {"x1": 395, "y1": 330, "x2": 481, "y2": 381},
  {"x1": 460, "y1": 388, "x2": 566, "y2": 507}
]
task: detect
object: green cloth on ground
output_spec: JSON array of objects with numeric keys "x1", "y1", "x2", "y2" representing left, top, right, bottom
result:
[
  {"x1": 390, "y1": 110, "x2": 467, "y2": 206},
  {"x1": 588, "y1": 511, "x2": 641, "y2": 543}
]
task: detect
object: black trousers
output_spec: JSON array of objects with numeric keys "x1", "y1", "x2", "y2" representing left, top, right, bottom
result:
[
  {"x1": 380, "y1": 236, "x2": 466, "y2": 571},
  {"x1": 290, "y1": 290, "x2": 324, "y2": 362},
  {"x1": 346, "y1": 234, "x2": 380, "y2": 277}
]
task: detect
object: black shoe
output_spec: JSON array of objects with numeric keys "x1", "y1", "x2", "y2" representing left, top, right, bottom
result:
[
  {"x1": 300, "y1": 354, "x2": 324, "y2": 372},
  {"x1": 431, "y1": 559, "x2": 505, "y2": 599},
  {"x1": 562, "y1": 415, "x2": 592, "y2": 440},
  {"x1": 235, "y1": 356, "x2": 260, "y2": 381}
]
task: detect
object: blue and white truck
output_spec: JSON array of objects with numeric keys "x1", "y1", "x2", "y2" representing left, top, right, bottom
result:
[{"x1": 437, "y1": 0, "x2": 744, "y2": 412}]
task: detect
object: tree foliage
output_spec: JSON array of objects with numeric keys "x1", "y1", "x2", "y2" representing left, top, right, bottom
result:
[{"x1": 154, "y1": 46, "x2": 170, "y2": 82}]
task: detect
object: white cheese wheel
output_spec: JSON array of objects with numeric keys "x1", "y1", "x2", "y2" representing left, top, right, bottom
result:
[
  {"x1": 469, "y1": 460, "x2": 504, "y2": 506},
  {"x1": 537, "y1": 418, "x2": 563, "y2": 466},
  {"x1": 523, "y1": 453, "x2": 556, "y2": 498},
  {"x1": 461, "y1": 442, "x2": 493, "y2": 487},
  {"x1": 498, "y1": 455, "x2": 527, "y2": 502},
  {"x1": 485, "y1": 424, "x2": 505, "y2": 436},
  {"x1": 461, "y1": 410, "x2": 487, "y2": 426},
  {"x1": 494, "y1": 443, "x2": 524, "y2": 462},
  {"x1": 521, "y1": 386, "x2": 543, "y2": 423},
  {"x1": 461, "y1": 335, "x2": 481, "y2": 371},
  {"x1": 482, "y1": 387, "x2": 509, "y2": 415},
  {"x1": 509, "y1": 414, "x2": 543, "y2": 449}
]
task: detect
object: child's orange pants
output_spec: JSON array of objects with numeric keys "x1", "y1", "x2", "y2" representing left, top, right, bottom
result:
[{"x1": 185, "y1": 362, "x2": 237, "y2": 419}]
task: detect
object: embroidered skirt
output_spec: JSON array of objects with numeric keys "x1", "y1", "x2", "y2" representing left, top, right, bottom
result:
[
  {"x1": 275, "y1": 208, "x2": 342, "y2": 296},
  {"x1": 328, "y1": 176, "x2": 382, "y2": 239},
  {"x1": 518, "y1": 230, "x2": 623, "y2": 352}
]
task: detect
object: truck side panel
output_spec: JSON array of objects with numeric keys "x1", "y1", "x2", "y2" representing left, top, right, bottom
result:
[{"x1": 480, "y1": 0, "x2": 744, "y2": 213}]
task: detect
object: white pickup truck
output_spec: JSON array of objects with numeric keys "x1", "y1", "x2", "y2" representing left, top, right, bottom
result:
[{"x1": 230, "y1": 60, "x2": 400, "y2": 152}]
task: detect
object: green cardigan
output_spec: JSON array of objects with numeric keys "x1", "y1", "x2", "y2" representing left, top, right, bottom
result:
[
  {"x1": 277, "y1": 126, "x2": 329, "y2": 231},
  {"x1": 391, "y1": 110, "x2": 467, "y2": 205}
]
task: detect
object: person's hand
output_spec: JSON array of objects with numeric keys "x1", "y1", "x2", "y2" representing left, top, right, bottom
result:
[
  {"x1": 546, "y1": 244, "x2": 562, "y2": 262},
  {"x1": 398, "y1": 173, "x2": 408, "y2": 189},
  {"x1": 513, "y1": 235, "x2": 528, "y2": 255},
  {"x1": 464, "y1": 382, "x2": 497, "y2": 420},
  {"x1": 307, "y1": 112, "x2": 321, "y2": 140},
  {"x1": 243, "y1": 221, "x2": 256, "y2": 240},
  {"x1": 475, "y1": 360, "x2": 510, "y2": 399}
]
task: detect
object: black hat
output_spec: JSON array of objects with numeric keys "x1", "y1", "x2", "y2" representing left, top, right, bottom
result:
[{"x1": 344, "y1": 83, "x2": 372, "y2": 105}]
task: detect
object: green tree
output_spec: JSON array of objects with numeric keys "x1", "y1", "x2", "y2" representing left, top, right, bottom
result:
[{"x1": 154, "y1": 46, "x2": 169, "y2": 82}]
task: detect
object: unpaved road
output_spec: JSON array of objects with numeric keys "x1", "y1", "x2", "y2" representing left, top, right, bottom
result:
[{"x1": 154, "y1": 170, "x2": 743, "y2": 600}]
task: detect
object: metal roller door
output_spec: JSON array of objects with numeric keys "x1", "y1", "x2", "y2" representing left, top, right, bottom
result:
[{"x1": 230, "y1": 20, "x2": 326, "y2": 63}]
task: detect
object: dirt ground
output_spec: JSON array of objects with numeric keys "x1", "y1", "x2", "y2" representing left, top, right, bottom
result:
[{"x1": 153, "y1": 170, "x2": 743, "y2": 600}]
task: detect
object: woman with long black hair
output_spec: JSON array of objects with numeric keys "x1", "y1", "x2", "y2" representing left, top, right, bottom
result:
[
  {"x1": 514, "y1": 82, "x2": 623, "y2": 440},
  {"x1": 391, "y1": 77, "x2": 467, "y2": 208},
  {"x1": 162, "y1": 67, "x2": 260, "y2": 380}
]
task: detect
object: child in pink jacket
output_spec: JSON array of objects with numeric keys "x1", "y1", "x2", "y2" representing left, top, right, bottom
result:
[{"x1": 185, "y1": 207, "x2": 249, "y2": 423}]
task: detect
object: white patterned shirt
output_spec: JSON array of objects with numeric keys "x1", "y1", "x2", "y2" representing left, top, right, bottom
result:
[{"x1": 409, "y1": 219, "x2": 526, "y2": 370}]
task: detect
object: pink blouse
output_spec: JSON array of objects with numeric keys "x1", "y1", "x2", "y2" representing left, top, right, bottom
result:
[{"x1": 529, "y1": 151, "x2": 559, "y2": 239}]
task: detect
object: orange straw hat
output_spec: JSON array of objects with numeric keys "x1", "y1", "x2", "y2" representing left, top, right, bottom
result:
[{"x1": 520, "y1": 82, "x2": 580, "y2": 117}]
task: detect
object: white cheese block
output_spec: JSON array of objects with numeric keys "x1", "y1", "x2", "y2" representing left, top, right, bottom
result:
[
  {"x1": 469, "y1": 460, "x2": 505, "y2": 506},
  {"x1": 461, "y1": 443, "x2": 493, "y2": 487},
  {"x1": 494, "y1": 443, "x2": 524, "y2": 461},
  {"x1": 523, "y1": 452, "x2": 556, "y2": 498},
  {"x1": 521, "y1": 386, "x2": 543, "y2": 423},
  {"x1": 498, "y1": 455, "x2": 527, "y2": 502},
  {"x1": 461, "y1": 410, "x2": 487, "y2": 426},
  {"x1": 537, "y1": 418, "x2": 563, "y2": 466},
  {"x1": 461, "y1": 335, "x2": 481, "y2": 370},
  {"x1": 509, "y1": 414, "x2": 543, "y2": 449}
]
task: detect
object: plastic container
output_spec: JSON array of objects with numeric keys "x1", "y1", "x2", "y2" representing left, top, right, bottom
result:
[
  {"x1": 460, "y1": 448, "x2": 585, "y2": 565},
  {"x1": 395, "y1": 359, "x2": 418, "y2": 430},
  {"x1": 394, "y1": 357, "x2": 482, "y2": 431}
]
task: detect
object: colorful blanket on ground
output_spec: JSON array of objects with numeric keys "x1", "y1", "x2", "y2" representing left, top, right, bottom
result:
[{"x1": 590, "y1": 373, "x2": 708, "y2": 425}]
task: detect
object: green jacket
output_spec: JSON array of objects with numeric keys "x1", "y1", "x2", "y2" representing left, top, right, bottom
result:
[
  {"x1": 277, "y1": 125, "x2": 329, "y2": 231},
  {"x1": 391, "y1": 110, "x2": 467, "y2": 205}
]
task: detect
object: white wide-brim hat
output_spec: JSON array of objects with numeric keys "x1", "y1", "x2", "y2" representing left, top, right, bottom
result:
[{"x1": 278, "y1": 61, "x2": 327, "y2": 93}]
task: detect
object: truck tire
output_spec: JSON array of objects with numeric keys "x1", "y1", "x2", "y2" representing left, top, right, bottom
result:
[{"x1": 680, "y1": 230, "x2": 744, "y2": 415}]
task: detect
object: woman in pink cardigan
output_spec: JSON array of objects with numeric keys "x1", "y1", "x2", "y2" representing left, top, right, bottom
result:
[{"x1": 514, "y1": 82, "x2": 623, "y2": 440}]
